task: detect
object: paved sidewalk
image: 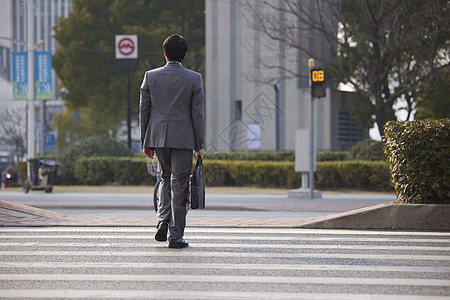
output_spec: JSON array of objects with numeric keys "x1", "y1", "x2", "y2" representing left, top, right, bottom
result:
[
  {"x1": 1, "y1": 199, "x2": 394, "y2": 228},
  {"x1": 0, "y1": 187, "x2": 397, "y2": 228}
]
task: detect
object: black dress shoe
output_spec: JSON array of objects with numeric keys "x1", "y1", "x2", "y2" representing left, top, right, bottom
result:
[
  {"x1": 155, "y1": 220, "x2": 168, "y2": 242},
  {"x1": 169, "y1": 238, "x2": 189, "y2": 248}
]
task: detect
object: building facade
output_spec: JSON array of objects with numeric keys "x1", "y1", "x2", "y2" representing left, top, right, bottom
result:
[
  {"x1": 0, "y1": 0, "x2": 71, "y2": 159},
  {"x1": 205, "y1": 0, "x2": 368, "y2": 152}
]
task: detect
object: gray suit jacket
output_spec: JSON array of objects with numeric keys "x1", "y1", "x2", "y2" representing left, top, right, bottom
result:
[{"x1": 140, "y1": 62, "x2": 205, "y2": 150}]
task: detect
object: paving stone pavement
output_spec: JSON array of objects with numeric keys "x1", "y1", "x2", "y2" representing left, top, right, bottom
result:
[
  {"x1": 0, "y1": 192, "x2": 395, "y2": 228},
  {"x1": 0, "y1": 199, "x2": 335, "y2": 227}
]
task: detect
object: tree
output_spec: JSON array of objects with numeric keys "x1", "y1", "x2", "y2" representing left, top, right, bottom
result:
[
  {"x1": 414, "y1": 66, "x2": 450, "y2": 119},
  {"x1": 52, "y1": 0, "x2": 205, "y2": 148},
  {"x1": 0, "y1": 107, "x2": 26, "y2": 158},
  {"x1": 244, "y1": 0, "x2": 450, "y2": 136}
]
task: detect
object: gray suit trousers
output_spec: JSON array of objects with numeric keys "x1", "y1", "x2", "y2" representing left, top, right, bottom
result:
[{"x1": 155, "y1": 148, "x2": 192, "y2": 241}]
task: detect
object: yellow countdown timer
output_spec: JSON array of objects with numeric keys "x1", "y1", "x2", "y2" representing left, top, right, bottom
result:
[
  {"x1": 311, "y1": 69, "x2": 325, "y2": 82},
  {"x1": 311, "y1": 68, "x2": 326, "y2": 98}
]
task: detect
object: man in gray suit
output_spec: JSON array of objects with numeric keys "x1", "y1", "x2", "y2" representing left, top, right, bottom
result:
[{"x1": 140, "y1": 34, "x2": 205, "y2": 248}]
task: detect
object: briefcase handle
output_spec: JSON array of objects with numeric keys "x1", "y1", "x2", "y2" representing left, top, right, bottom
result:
[{"x1": 194, "y1": 156, "x2": 202, "y2": 170}]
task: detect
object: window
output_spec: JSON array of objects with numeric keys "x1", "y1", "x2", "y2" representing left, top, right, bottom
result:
[{"x1": 337, "y1": 110, "x2": 364, "y2": 146}]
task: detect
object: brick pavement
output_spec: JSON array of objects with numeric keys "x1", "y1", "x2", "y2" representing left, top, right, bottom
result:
[
  {"x1": 0, "y1": 200, "x2": 332, "y2": 228},
  {"x1": 0, "y1": 188, "x2": 397, "y2": 228}
]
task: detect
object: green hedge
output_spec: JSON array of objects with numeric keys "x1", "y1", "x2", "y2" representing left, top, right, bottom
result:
[
  {"x1": 206, "y1": 151, "x2": 295, "y2": 161},
  {"x1": 72, "y1": 157, "x2": 391, "y2": 191},
  {"x1": 60, "y1": 136, "x2": 133, "y2": 184},
  {"x1": 205, "y1": 150, "x2": 349, "y2": 162},
  {"x1": 74, "y1": 157, "x2": 153, "y2": 185},
  {"x1": 384, "y1": 119, "x2": 450, "y2": 204},
  {"x1": 318, "y1": 151, "x2": 349, "y2": 162},
  {"x1": 316, "y1": 161, "x2": 391, "y2": 190},
  {"x1": 348, "y1": 139, "x2": 386, "y2": 161},
  {"x1": 203, "y1": 160, "x2": 390, "y2": 190},
  {"x1": 202, "y1": 160, "x2": 299, "y2": 188}
]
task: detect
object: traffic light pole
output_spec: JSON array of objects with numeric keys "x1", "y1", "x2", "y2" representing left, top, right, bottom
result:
[
  {"x1": 309, "y1": 88, "x2": 315, "y2": 199},
  {"x1": 308, "y1": 59, "x2": 315, "y2": 198}
]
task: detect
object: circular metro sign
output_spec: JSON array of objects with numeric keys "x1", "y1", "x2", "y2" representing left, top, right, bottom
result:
[
  {"x1": 118, "y1": 38, "x2": 135, "y2": 56},
  {"x1": 115, "y1": 35, "x2": 138, "y2": 60}
]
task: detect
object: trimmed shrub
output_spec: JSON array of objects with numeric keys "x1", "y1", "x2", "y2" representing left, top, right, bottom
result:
[
  {"x1": 202, "y1": 160, "x2": 232, "y2": 186},
  {"x1": 74, "y1": 157, "x2": 113, "y2": 185},
  {"x1": 315, "y1": 161, "x2": 391, "y2": 190},
  {"x1": 202, "y1": 160, "x2": 297, "y2": 188},
  {"x1": 206, "y1": 150, "x2": 349, "y2": 162},
  {"x1": 59, "y1": 136, "x2": 133, "y2": 184},
  {"x1": 71, "y1": 157, "x2": 391, "y2": 191},
  {"x1": 384, "y1": 119, "x2": 450, "y2": 204},
  {"x1": 317, "y1": 151, "x2": 349, "y2": 161},
  {"x1": 201, "y1": 159, "x2": 389, "y2": 190},
  {"x1": 349, "y1": 139, "x2": 386, "y2": 161},
  {"x1": 206, "y1": 151, "x2": 295, "y2": 161},
  {"x1": 74, "y1": 156, "x2": 153, "y2": 185},
  {"x1": 112, "y1": 157, "x2": 151, "y2": 185}
]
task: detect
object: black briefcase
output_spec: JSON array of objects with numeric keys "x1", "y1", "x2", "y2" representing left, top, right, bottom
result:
[{"x1": 190, "y1": 157, "x2": 205, "y2": 209}]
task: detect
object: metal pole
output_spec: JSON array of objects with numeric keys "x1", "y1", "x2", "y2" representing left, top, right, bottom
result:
[
  {"x1": 39, "y1": 101, "x2": 44, "y2": 155},
  {"x1": 274, "y1": 83, "x2": 280, "y2": 151},
  {"x1": 27, "y1": 0, "x2": 35, "y2": 160},
  {"x1": 308, "y1": 58, "x2": 315, "y2": 199},
  {"x1": 126, "y1": 68, "x2": 131, "y2": 149},
  {"x1": 309, "y1": 91, "x2": 314, "y2": 198}
]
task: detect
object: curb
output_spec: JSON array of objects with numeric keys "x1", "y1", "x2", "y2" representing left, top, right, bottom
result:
[{"x1": 300, "y1": 202, "x2": 450, "y2": 230}]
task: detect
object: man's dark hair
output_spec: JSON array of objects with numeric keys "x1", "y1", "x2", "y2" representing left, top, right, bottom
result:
[{"x1": 163, "y1": 34, "x2": 188, "y2": 62}]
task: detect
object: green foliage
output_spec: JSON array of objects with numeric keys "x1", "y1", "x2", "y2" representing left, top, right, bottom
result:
[
  {"x1": 75, "y1": 156, "x2": 152, "y2": 185},
  {"x1": 111, "y1": 157, "x2": 151, "y2": 185},
  {"x1": 205, "y1": 151, "x2": 349, "y2": 162},
  {"x1": 316, "y1": 161, "x2": 391, "y2": 190},
  {"x1": 74, "y1": 157, "x2": 113, "y2": 185},
  {"x1": 18, "y1": 161, "x2": 27, "y2": 181},
  {"x1": 202, "y1": 159, "x2": 389, "y2": 191},
  {"x1": 415, "y1": 66, "x2": 450, "y2": 120},
  {"x1": 69, "y1": 156, "x2": 390, "y2": 191},
  {"x1": 317, "y1": 151, "x2": 350, "y2": 162},
  {"x1": 349, "y1": 139, "x2": 386, "y2": 161},
  {"x1": 59, "y1": 136, "x2": 133, "y2": 184},
  {"x1": 384, "y1": 119, "x2": 450, "y2": 204},
  {"x1": 331, "y1": 0, "x2": 450, "y2": 136},
  {"x1": 52, "y1": 0, "x2": 205, "y2": 141},
  {"x1": 206, "y1": 151, "x2": 294, "y2": 161}
]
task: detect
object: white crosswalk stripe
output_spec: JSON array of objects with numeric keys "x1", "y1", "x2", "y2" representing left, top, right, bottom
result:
[{"x1": 0, "y1": 227, "x2": 449, "y2": 299}]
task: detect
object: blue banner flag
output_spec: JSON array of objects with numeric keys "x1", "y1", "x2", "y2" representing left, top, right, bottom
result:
[
  {"x1": 34, "y1": 51, "x2": 52, "y2": 100},
  {"x1": 44, "y1": 131, "x2": 56, "y2": 150},
  {"x1": 12, "y1": 52, "x2": 28, "y2": 100}
]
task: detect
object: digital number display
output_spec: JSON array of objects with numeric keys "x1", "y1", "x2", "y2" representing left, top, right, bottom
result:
[
  {"x1": 311, "y1": 69, "x2": 325, "y2": 82},
  {"x1": 310, "y1": 68, "x2": 326, "y2": 98}
]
